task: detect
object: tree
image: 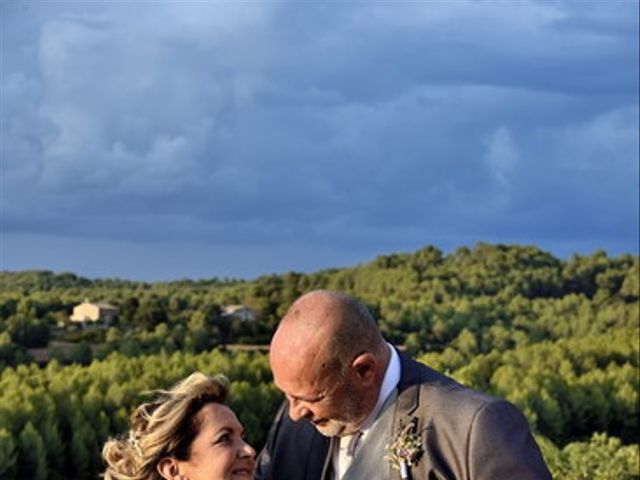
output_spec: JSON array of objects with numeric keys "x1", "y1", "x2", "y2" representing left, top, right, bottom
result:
[
  {"x1": 0, "y1": 429, "x2": 16, "y2": 478},
  {"x1": 8, "y1": 316, "x2": 50, "y2": 348},
  {"x1": 69, "y1": 409, "x2": 94, "y2": 479},
  {"x1": 68, "y1": 341, "x2": 93, "y2": 365},
  {"x1": 134, "y1": 297, "x2": 167, "y2": 329},
  {"x1": 18, "y1": 422, "x2": 47, "y2": 480}
]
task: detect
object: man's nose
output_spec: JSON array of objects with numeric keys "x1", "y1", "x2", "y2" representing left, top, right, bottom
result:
[{"x1": 288, "y1": 399, "x2": 311, "y2": 421}]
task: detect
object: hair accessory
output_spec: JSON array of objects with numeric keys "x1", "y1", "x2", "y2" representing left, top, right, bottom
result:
[{"x1": 128, "y1": 430, "x2": 143, "y2": 457}]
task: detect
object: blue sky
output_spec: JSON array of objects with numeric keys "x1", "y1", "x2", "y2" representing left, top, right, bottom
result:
[{"x1": 2, "y1": 1, "x2": 638, "y2": 281}]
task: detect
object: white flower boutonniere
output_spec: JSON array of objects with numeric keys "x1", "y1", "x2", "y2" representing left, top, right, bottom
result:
[{"x1": 385, "y1": 417, "x2": 425, "y2": 480}]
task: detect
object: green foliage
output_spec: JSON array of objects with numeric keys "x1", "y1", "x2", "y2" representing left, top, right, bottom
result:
[
  {"x1": 6, "y1": 315, "x2": 50, "y2": 348},
  {"x1": 421, "y1": 328, "x2": 639, "y2": 444},
  {"x1": 0, "y1": 332, "x2": 32, "y2": 370},
  {"x1": 68, "y1": 341, "x2": 93, "y2": 366},
  {"x1": 540, "y1": 433, "x2": 640, "y2": 480},
  {"x1": 0, "y1": 243, "x2": 638, "y2": 479},
  {"x1": 0, "y1": 428, "x2": 17, "y2": 478},
  {"x1": 18, "y1": 422, "x2": 47, "y2": 480}
]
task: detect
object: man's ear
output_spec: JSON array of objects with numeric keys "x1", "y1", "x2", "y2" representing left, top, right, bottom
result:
[
  {"x1": 351, "y1": 352, "x2": 377, "y2": 384},
  {"x1": 157, "y1": 457, "x2": 182, "y2": 480}
]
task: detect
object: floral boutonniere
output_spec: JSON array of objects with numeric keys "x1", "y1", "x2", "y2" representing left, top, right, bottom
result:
[{"x1": 385, "y1": 417, "x2": 425, "y2": 480}]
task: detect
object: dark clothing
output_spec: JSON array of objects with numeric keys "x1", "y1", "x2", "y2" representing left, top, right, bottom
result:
[{"x1": 256, "y1": 351, "x2": 551, "y2": 480}]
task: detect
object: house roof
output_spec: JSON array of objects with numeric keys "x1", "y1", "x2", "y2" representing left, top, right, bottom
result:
[
  {"x1": 77, "y1": 301, "x2": 118, "y2": 310},
  {"x1": 222, "y1": 304, "x2": 253, "y2": 313}
]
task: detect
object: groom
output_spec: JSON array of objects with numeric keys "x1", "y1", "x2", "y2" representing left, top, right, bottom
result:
[{"x1": 255, "y1": 290, "x2": 551, "y2": 480}]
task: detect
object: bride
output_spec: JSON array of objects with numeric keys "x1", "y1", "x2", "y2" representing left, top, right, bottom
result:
[{"x1": 102, "y1": 372, "x2": 255, "y2": 480}]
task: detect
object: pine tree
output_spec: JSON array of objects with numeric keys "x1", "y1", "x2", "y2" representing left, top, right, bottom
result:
[
  {"x1": 18, "y1": 422, "x2": 47, "y2": 480},
  {"x1": 0, "y1": 428, "x2": 17, "y2": 478}
]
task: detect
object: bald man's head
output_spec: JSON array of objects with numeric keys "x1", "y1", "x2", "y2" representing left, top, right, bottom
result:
[
  {"x1": 269, "y1": 291, "x2": 389, "y2": 436},
  {"x1": 271, "y1": 290, "x2": 385, "y2": 378}
]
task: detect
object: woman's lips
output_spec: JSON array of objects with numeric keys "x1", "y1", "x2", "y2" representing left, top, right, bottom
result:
[
  {"x1": 232, "y1": 468, "x2": 252, "y2": 476},
  {"x1": 231, "y1": 462, "x2": 255, "y2": 477}
]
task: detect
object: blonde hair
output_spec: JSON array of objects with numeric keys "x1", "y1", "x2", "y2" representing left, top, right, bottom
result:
[{"x1": 102, "y1": 372, "x2": 229, "y2": 480}]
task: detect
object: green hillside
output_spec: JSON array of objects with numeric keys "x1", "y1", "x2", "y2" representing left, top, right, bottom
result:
[{"x1": 1, "y1": 243, "x2": 638, "y2": 479}]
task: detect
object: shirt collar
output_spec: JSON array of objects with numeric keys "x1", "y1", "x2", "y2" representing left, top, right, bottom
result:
[{"x1": 358, "y1": 343, "x2": 401, "y2": 433}]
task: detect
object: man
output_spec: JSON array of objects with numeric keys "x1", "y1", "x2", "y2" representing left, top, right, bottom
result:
[{"x1": 256, "y1": 290, "x2": 551, "y2": 480}]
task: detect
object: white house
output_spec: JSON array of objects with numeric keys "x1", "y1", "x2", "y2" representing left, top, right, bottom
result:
[
  {"x1": 70, "y1": 301, "x2": 118, "y2": 324},
  {"x1": 221, "y1": 305, "x2": 258, "y2": 322}
]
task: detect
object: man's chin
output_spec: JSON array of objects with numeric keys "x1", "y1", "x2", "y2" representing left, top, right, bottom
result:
[
  {"x1": 312, "y1": 421, "x2": 359, "y2": 438},
  {"x1": 311, "y1": 421, "x2": 345, "y2": 437}
]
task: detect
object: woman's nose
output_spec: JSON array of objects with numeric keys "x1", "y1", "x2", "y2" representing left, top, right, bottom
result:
[{"x1": 239, "y1": 439, "x2": 256, "y2": 458}]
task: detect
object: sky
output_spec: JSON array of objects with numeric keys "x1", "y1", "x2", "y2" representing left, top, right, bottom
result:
[{"x1": 1, "y1": 1, "x2": 638, "y2": 281}]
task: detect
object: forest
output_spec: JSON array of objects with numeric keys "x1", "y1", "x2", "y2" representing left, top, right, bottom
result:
[{"x1": 0, "y1": 243, "x2": 638, "y2": 479}]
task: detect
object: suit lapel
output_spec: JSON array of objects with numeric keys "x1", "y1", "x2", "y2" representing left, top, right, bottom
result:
[
  {"x1": 319, "y1": 436, "x2": 336, "y2": 480},
  {"x1": 342, "y1": 352, "x2": 431, "y2": 480},
  {"x1": 388, "y1": 384, "x2": 423, "y2": 480},
  {"x1": 389, "y1": 354, "x2": 454, "y2": 480},
  {"x1": 316, "y1": 352, "x2": 451, "y2": 480},
  {"x1": 338, "y1": 390, "x2": 397, "y2": 480}
]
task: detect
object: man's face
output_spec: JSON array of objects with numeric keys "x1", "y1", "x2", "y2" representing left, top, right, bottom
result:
[{"x1": 272, "y1": 361, "x2": 368, "y2": 437}]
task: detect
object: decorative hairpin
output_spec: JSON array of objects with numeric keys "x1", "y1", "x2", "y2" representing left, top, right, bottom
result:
[{"x1": 128, "y1": 430, "x2": 143, "y2": 457}]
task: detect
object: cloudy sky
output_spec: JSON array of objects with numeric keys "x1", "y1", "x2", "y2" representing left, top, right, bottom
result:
[{"x1": 2, "y1": 1, "x2": 638, "y2": 281}]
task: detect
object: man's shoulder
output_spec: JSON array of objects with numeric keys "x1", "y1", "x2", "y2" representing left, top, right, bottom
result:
[
  {"x1": 397, "y1": 351, "x2": 456, "y2": 387},
  {"x1": 395, "y1": 356, "x2": 552, "y2": 480},
  {"x1": 398, "y1": 352, "x2": 504, "y2": 419},
  {"x1": 418, "y1": 379, "x2": 500, "y2": 415},
  {"x1": 398, "y1": 352, "x2": 474, "y2": 394}
]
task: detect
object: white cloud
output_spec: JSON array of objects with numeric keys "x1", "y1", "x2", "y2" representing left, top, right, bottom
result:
[
  {"x1": 552, "y1": 106, "x2": 639, "y2": 173},
  {"x1": 484, "y1": 126, "x2": 520, "y2": 188}
]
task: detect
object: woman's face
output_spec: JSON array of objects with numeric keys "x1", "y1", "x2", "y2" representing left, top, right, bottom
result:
[{"x1": 178, "y1": 403, "x2": 256, "y2": 480}]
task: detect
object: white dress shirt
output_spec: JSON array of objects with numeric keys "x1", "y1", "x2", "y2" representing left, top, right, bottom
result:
[{"x1": 331, "y1": 344, "x2": 401, "y2": 479}]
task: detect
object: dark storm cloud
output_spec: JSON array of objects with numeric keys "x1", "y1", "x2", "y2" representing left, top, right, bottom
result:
[{"x1": 2, "y1": 0, "x2": 638, "y2": 279}]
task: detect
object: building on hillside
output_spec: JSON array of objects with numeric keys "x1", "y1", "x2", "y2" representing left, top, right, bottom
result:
[
  {"x1": 70, "y1": 300, "x2": 118, "y2": 325},
  {"x1": 221, "y1": 305, "x2": 259, "y2": 322}
]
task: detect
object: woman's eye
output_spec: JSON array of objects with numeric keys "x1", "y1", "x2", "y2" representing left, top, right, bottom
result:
[{"x1": 215, "y1": 433, "x2": 231, "y2": 444}]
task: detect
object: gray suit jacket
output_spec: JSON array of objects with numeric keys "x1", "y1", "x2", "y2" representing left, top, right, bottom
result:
[{"x1": 256, "y1": 351, "x2": 551, "y2": 480}]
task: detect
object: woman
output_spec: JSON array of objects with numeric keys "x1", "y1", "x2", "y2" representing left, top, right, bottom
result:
[{"x1": 103, "y1": 372, "x2": 256, "y2": 480}]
